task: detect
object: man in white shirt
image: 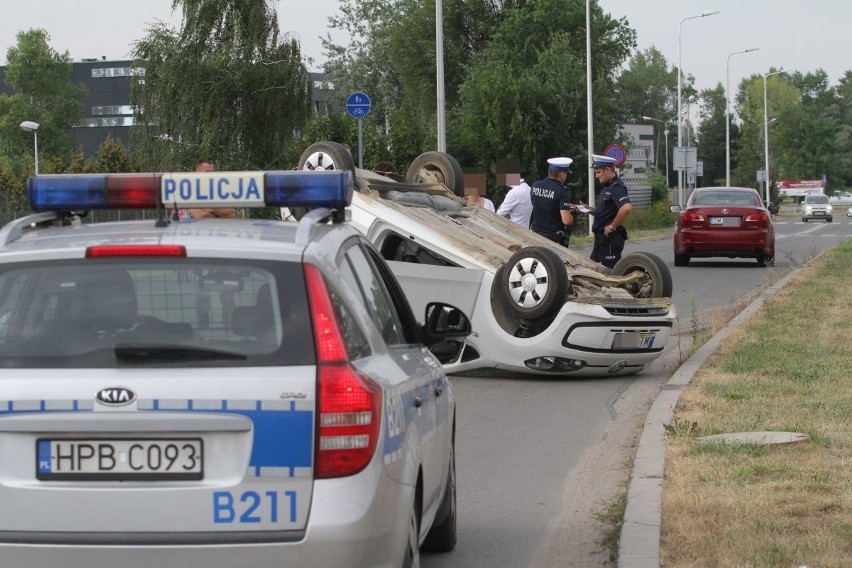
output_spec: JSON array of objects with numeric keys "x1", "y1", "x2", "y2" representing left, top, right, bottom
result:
[{"x1": 497, "y1": 175, "x2": 533, "y2": 228}]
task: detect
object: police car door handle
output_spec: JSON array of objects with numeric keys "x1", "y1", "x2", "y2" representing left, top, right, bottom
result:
[
  {"x1": 413, "y1": 396, "x2": 424, "y2": 408},
  {"x1": 434, "y1": 386, "x2": 444, "y2": 397}
]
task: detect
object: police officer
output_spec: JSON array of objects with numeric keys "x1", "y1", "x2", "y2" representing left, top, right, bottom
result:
[
  {"x1": 530, "y1": 157, "x2": 575, "y2": 246},
  {"x1": 582, "y1": 154, "x2": 633, "y2": 268}
]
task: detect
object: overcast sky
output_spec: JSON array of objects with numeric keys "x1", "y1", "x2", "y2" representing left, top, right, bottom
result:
[{"x1": 1, "y1": 0, "x2": 848, "y2": 95}]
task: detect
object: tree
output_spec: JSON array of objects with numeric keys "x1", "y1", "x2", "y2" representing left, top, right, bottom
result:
[
  {"x1": 130, "y1": 0, "x2": 313, "y2": 171},
  {"x1": 695, "y1": 84, "x2": 726, "y2": 186},
  {"x1": 453, "y1": 0, "x2": 635, "y2": 191},
  {"x1": 616, "y1": 47, "x2": 678, "y2": 176},
  {"x1": 0, "y1": 29, "x2": 85, "y2": 171}
]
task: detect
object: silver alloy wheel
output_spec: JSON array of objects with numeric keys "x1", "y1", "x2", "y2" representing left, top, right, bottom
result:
[
  {"x1": 301, "y1": 150, "x2": 338, "y2": 171},
  {"x1": 507, "y1": 257, "x2": 550, "y2": 308}
]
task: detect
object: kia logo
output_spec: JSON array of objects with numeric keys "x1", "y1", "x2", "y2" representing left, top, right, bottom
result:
[{"x1": 96, "y1": 387, "x2": 136, "y2": 406}]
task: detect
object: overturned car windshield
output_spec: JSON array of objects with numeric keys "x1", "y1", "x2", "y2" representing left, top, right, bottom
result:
[{"x1": 0, "y1": 259, "x2": 312, "y2": 368}]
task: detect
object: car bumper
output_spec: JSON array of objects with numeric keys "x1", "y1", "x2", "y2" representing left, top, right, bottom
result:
[
  {"x1": 0, "y1": 470, "x2": 414, "y2": 568},
  {"x1": 675, "y1": 230, "x2": 773, "y2": 257},
  {"x1": 445, "y1": 300, "x2": 675, "y2": 377}
]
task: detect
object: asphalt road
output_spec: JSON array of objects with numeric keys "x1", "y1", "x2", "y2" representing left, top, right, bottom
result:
[{"x1": 423, "y1": 215, "x2": 852, "y2": 568}]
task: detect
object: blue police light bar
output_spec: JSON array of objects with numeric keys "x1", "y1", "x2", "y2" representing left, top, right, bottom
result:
[{"x1": 27, "y1": 170, "x2": 353, "y2": 212}]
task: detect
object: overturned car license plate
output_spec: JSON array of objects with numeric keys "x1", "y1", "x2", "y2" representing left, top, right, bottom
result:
[
  {"x1": 612, "y1": 331, "x2": 657, "y2": 350},
  {"x1": 37, "y1": 438, "x2": 203, "y2": 481}
]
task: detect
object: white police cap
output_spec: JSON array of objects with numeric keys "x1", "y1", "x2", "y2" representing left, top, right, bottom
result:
[
  {"x1": 547, "y1": 157, "x2": 573, "y2": 172},
  {"x1": 591, "y1": 154, "x2": 618, "y2": 168}
]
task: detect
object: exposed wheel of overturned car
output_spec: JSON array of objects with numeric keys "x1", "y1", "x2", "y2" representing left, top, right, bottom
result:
[
  {"x1": 292, "y1": 141, "x2": 357, "y2": 220},
  {"x1": 611, "y1": 252, "x2": 673, "y2": 298},
  {"x1": 405, "y1": 151, "x2": 466, "y2": 197},
  {"x1": 497, "y1": 246, "x2": 569, "y2": 321}
]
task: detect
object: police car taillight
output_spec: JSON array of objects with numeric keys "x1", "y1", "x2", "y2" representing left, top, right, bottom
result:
[
  {"x1": 26, "y1": 171, "x2": 352, "y2": 212},
  {"x1": 305, "y1": 264, "x2": 381, "y2": 479}
]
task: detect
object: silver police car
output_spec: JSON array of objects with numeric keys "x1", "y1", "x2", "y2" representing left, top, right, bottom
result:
[{"x1": 0, "y1": 169, "x2": 469, "y2": 567}]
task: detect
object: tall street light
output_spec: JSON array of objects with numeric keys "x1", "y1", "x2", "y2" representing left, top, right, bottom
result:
[
  {"x1": 725, "y1": 47, "x2": 760, "y2": 186},
  {"x1": 642, "y1": 116, "x2": 671, "y2": 188},
  {"x1": 20, "y1": 121, "x2": 40, "y2": 175},
  {"x1": 764, "y1": 68, "x2": 784, "y2": 205},
  {"x1": 435, "y1": 0, "x2": 446, "y2": 152},
  {"x1": 677, "y1": 9, "x2": 719, "y2": 204}
]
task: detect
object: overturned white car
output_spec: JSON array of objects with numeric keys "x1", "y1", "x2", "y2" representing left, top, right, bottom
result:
[{"x1": 295, "y1": 142, "x2": 676, "y2": 377}]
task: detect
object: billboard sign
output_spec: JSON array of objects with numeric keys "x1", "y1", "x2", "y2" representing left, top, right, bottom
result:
[{"x1": 778, "y1": 179, "x2": 824, "y2": 197}]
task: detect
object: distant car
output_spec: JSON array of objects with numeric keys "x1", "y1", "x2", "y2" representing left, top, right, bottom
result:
[
  {"x1": 801, "y1": 194, "x2": 833, "y2": 222},
  {"x1": 828, "y1": 191, "x2": 852, "y2": 206},
  {"x1": 0, "y1": 169, "x2": 470, "y2": 567},
  {"x1": 294, "y1": 141, "x2": 677, "y2": 378},
  {"x1": 847, "y1": 206, "x2": 852, "y2": 217},
  {"x1": 670, "y1": 186, "x2": 775, "y2": 267}
]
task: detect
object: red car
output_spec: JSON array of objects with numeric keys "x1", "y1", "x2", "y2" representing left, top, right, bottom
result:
[{"x1": 671, "y1": 187, "x2": 775, "y2": 266}]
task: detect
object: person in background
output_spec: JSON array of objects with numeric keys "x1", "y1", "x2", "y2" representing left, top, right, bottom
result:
[
  {"x1": 529, "y1": 157, "x2": 575, "y2": 246},
  {"x1": 463, "y1": 167, "x2": 495, "y2": 212},
  {"x1": 496, "y1": 158, "x2": 533, "y2": 228},
  {"x1": 581, "y1": 154, "x2": 632, "y2": 268},
  {"x1": 186, "y1": 159, "x2": 237, "y2": 219}
]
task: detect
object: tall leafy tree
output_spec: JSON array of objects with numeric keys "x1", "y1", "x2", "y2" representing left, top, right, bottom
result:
[
  {"x1": 453, "y1": 0, "x2": 635, "y2": 189},
  {"x1": 130, "y1": 0, "x2": 312, "y2": 170},
  {"x1": 0, "y1": 29, "x2": 84, "y2": 171},
  {"x1": 695, "y1": 84, "x2": 727, "y2": 186},
  {"x1": 615, "y1": 47, "x2": 678, "y2": 176}
]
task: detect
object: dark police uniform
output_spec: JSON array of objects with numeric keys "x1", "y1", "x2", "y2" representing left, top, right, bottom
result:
[
  {"x1": 530, "y1": 177, "x2": 572, "y2": 245},
  {"x1": 590, "y1": 174, "x2": 630, "y2": 268}
]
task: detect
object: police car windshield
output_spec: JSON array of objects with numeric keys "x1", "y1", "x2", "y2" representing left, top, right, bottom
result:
[{"x1": 0, "y1": 259, "x2": 313, "y2": 368}]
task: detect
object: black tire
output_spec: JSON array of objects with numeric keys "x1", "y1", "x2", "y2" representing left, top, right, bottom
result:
[
  {"x1": 612, "y1": 252, "x2": 673, "y2": 298},
  {"x1": 802, "y1": 217, "x2": 807, "y2": 222},
  {"x1": 422, "y1": 438, "x2": 457, "y2": 552},
  {"x1": 827, "y1": 217, "x2": 833, "y2": 223},
  {"x1": 497, "y1": 247, "x2": 568, "y2": 321},
  {"x1": 405, "y1": 151, "x2": 465, "y2": 197},
  {"x1": 294, "y1": 141, "x2": 358, "y2": 220},
  {"x1": 757, "y1": 254, "x2": 774, "y2": 267},
  {"x1": 674, "y1": 252, "x2": 691, "y2": 267}
]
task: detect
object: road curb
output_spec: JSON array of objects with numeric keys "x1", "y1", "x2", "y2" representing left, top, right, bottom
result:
[{"x1": 617, "y1": 263, "x2": 810, "y2": 568}]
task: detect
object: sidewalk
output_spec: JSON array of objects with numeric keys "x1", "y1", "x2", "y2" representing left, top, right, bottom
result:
[{"x1": 617, "y1": 261, "x2": 811, "y2": 568}]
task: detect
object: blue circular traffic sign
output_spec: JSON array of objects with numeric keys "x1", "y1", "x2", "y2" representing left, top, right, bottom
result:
[
  {"x1": 604, "y1": 144, "x2": 627, "y2": 167},
  {"x1": 346, "y1": 92, "x2": 371, "y2": 119}
]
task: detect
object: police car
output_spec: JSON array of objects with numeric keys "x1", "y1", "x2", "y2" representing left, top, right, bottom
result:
[
  {"x1": 0, "y1": 169, "x2": 470, "y2": 567},
  {"x1": 296, "y1": 142, "x2": 676, "y2": 377}
]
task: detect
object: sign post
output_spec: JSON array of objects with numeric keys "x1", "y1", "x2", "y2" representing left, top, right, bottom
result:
[{"x1": 346, "y1": 92, "x2": 372, "y2": 168}]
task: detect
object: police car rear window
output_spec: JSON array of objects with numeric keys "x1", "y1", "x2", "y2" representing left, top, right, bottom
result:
[{"x1": 0, "y1": 259, "x2": 313, "y2": 368}]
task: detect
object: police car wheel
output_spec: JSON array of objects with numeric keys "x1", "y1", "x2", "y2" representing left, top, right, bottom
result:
[
  {"x1": 498, "y1": 247, "x2": 568, "y2": 321},
  {"x1": 405, "y1": 152, "x2": 465, "y2": 197},
  {"x1": 612, "y1": 252, "x2": 673, "y2": 298},
  {"x1": 294, "y1": 141, "x2": 358, "y2": 220}
]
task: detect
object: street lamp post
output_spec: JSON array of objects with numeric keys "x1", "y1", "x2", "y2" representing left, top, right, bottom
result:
[
  {"x1": 677, "y1": 10, "x2": 719, "y2": 205},
  {"x1": 764, "y1": 69, "x2": 784, "y2": 205},
  {"x1": 725, "y1": 47, "x2": 760, "y2": 186},
  {"x1": 20, "y1": 121, "x2": 40, "y2": 175},
  {"x1": 642, "y1": 116, "x2": 670, "y2": 188}
]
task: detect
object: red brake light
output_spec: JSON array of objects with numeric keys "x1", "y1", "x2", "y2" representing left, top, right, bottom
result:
[
  {"x1": 305, "y1": 264, "x2": 382, "y2": 479},
  {"x1": 681, "y1": 211, "x2": 705, "y2": 223},
  {"x1": 744, "y1": 212, "x2": 769, "y2": 223},
  {"x1": 86, "y1": 245, "x2": 187, "y2": 257}
]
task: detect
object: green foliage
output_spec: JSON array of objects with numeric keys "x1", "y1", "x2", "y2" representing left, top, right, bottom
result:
[
  {"x1": 130, "y1": 0, "x2": 313, "y2": 171},
  {"x1": 453, "y1": 0, "x2": 636, "y2": 187},
  {"x1": 625, "y1": 199, "x2": 675, "y2": 231},
  {"x1": 696, "y1": 85, "x2": 727, "y2": 187},
  {"x1": 95, "y1": 137, "x2": 135, "y2": 173},
  {"x1": 0, "y1": 29, "x2": 85, "y2": 167}
]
